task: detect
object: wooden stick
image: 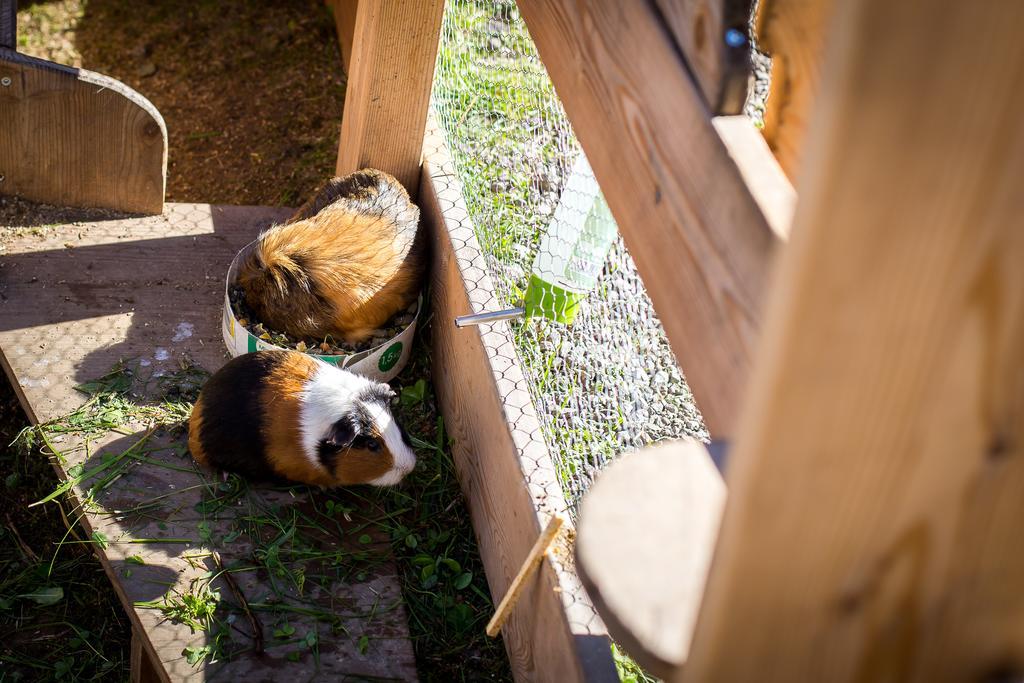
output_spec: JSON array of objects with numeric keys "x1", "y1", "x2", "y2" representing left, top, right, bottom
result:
[{"x1": 486, "y1": 514, "x2": 566, "y2": 638}]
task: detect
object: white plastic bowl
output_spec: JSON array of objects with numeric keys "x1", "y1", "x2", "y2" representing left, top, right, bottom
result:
[{"x1": 221, "y1": 241, "x2": 419, "y2": 382}]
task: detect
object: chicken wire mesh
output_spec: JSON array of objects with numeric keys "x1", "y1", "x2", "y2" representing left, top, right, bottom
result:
[{"x1": 430, "y1": 0, "x2": 709, "y2": 516}]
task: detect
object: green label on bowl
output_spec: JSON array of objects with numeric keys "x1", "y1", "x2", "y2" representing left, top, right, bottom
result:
[{"x1": 378, "y1": 342, "x2": 403, "y2": 372}]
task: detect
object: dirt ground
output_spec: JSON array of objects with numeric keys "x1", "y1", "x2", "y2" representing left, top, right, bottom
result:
[{"x1": 15, "y1": 0, "x2": 347, "y2": 206}]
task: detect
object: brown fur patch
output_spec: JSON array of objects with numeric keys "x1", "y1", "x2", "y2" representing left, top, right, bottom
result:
[
  {"x1": 332, "y1": 425, "x2": 395, "y2": 485},
  {"x1": 236, "y1": 170, "x2": 424, "y2": 343},
  {"x1": 260, "y1": 353, "x2": 336, "y2": 486},
  {"x1": 188, "y1": 395, "x2": 207, "y2": 466}
]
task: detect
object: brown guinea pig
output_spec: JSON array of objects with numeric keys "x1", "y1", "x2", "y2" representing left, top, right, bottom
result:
[
  {"x1": 236, "y1": 169, "x2": 425, "y2": 344},
  {"x1": 188, "y1": 350, "x2": 416, "y2": 487}
]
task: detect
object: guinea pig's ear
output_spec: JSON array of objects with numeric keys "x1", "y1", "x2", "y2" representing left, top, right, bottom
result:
[{"x1": 324, "y1": 415, "x2": 358, "y2": 450}]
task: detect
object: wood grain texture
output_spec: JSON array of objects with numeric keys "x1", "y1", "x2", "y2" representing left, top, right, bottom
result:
[
  {"x1": 336, "y1": 0, "x2": 445, "y2": 195},
  {"x1": 654, "y1": 0, "x2": 752, "y2": 113},
  {"x1": 325, "y1": 0, "x2": 359, "y2": 73},
  {"x1": 421, "y1": 123, "x2": 617, "y2": 683},
  {"x1": 515, "y1": 0, "x2": 782, "y2": 436},
  {"x1": 755, "y1": 0, "x2": 835, "y2": 181},
  {"x1": 0, "y1": 49, "x2": 166, "y2": 214},
  {"x1": 683, "y1": 1, "x2": 1024, "y2": 680},
  {"x1": 576, "y1": 441, "x2": 725, "y2": 679},
  {"x1": 0, "y1": 204, "x2": 418, "y2": 682}
]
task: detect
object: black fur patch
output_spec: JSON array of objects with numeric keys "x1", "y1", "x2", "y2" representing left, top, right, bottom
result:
[
  {"x1": 398, "y1": 424, "x2": 413, "y2": 449},
  {"x1": 194, "y1": 352, "x2": 288, "y2": 482},
  {"x1": 317, "y1": 415, "x2": 359, "y2": 472}
]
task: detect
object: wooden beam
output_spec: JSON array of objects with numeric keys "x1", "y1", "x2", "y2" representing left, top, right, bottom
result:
[
  {"x1": 337, "y1": 0, "x2": 444, "y2": 195},
  {"x1": 0, "y1": 50, "x2": 166, "y2": 214},
  {"x1": 325, "y1": 0, "x2": 359, "y2": 74},
  {"x1": 683, "y1": 1, "x2": 1024, "y2": 680},
  {"x1": 421, "y1": 123, "x2": 617, "y2": 683},
  {"x1": 515, "y1": 0, "x2": 783, "y2": 436},
  {"x1": 654, "y1": 0, "x2": 753, "y2": 113},
  {"x1": 755, "y1": 0, "x2": 835, "y2": 181}
]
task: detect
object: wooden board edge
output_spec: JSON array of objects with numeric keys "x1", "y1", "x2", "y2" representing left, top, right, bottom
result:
[
  {"x1": 420, "y1": 125, "x2": 617, "y2": 682},
  {"x1": 324, "y1": 0, "x2": 358, "y2": 74},
  {"x1": 712, "y1": 115, "x2": 795, "y2": 239}
]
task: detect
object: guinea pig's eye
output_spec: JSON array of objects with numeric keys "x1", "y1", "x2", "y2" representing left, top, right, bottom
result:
[{"x1": 366, "y1": 439, "x2": 381, "y2": 453}]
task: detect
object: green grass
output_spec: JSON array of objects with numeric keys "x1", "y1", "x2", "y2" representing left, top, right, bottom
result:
[{"x1": 0, "y1": 382, "x2": 132, "y2": 681}]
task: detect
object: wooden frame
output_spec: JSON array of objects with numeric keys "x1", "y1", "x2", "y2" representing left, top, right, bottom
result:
[
  {"x1": 682, "y1": 1, "x2": 1024, "y2": 678},
  {"x1": 325, "y1": 0, "x2": 359, "y2": 73}
]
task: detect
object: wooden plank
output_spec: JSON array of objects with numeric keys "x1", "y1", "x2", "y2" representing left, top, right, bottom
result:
[
  {"x1": 421, "y1": 124, "x2": 617, "y2": 683},
  {"x1": 712, "y1": 115, "x2": 795, "y2": 237},
  {"x1": 515, "y1": 0, "x2": 783, "y2": 436},
  {"x1": 0, "y1": 204, "x2": 418, "y2": 681},
  {"x1": 336, "y1": 0, "x2": 445, "y2": 195},
  {"x1": 130, "y1": 631, "x2": 162, "y2": 683},
  {"x1": 0, "y1": 49, "x2": 166, "y2": 214},
  {"x1": 576, "y1": 441, "x2": 726, "y2": 679},
  {"x1": 654, "y1": 0, "x2": 752, "y2": 113},
  {"x1": 325, "y1": 0, "x2": 359, "y2": 74},
  {"x1": 683, "y1": 1, "x2": 1024, "y2": 680},
  {"x1": 755, "y1": 0, "x2": 835, "y2": 181}
]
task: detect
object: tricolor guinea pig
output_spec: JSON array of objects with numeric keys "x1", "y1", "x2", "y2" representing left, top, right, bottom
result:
[
  {"x1": 236, "y1": 169, "x2": 426, "y2": 344},
  {"x1": 188, "y1": 351, "x2": 416, "y2": 487}
]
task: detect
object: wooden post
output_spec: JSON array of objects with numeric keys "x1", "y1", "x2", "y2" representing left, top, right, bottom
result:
[
  {"x1": 682, "y1": 0, "x2": 1024, "y2": 680},
  {"x1": 336, "y1": 0, "x2": 445, "y2": 195},
  {"x1": 755, "y1": 0, "x2": 836, "y2": 181},
  {"x1": 129, "y1": 631, "x2": 163, "y2": 683}
]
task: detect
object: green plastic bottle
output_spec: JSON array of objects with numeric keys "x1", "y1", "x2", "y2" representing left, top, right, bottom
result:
[{"x1": 456, "y1": 154, "x2": 617, "y2": 328}]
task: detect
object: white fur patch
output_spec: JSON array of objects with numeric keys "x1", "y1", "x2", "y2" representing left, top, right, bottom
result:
[
  {"x1": 363, "y1": 401, "x2": 417, "y2": 485},
  {"x1": 297, "y1": 361, "x2": 416, "y2": 485}
]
